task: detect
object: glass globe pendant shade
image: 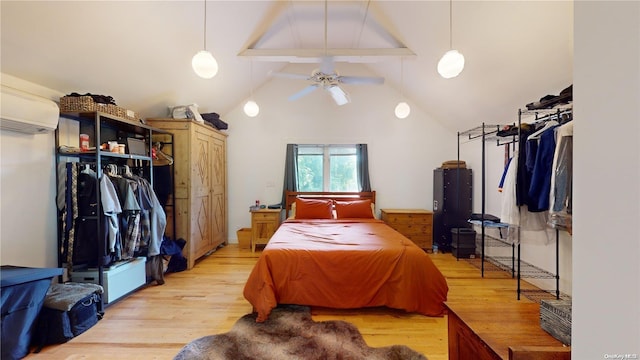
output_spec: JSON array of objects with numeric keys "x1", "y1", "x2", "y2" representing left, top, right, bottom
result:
[
  {"x1": 244, "y1": 100, "x2": 260, "y2": 117},
  {"x1": 394, "y1": 101, "x2": 411, "y2": 119},
  {"x1": 437, "y1": 49, "x2": 465, "y2": 79},
  {"x1": 192, "y1": 50, "x2": 219, "y2": 79}
]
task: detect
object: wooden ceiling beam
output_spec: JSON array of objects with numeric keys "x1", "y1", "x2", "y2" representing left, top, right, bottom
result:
[{"x1": 238, "y1": 48, "x2": 415, "y2": 63}]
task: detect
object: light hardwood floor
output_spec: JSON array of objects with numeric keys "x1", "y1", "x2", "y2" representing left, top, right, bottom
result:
[{"x1": 27, "y1": 244, "x2": 546, "y2": 360}]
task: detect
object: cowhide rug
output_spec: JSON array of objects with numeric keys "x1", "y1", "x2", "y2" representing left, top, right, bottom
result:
[{"x1": 174, "y1": 305, "x2": 427, "y2": 360}]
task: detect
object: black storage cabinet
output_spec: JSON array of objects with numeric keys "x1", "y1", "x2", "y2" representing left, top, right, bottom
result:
[
  {"x1": 433, "y1": 167, "x2": 473, "y2": 252},
  {"x1": 451, "y1": 227, "x2": 477, "y2": 258},
  {"x1": 0, "y1": 266, "x2": 62, "y2": 360}
]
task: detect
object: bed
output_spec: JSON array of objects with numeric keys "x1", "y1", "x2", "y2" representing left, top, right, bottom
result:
[{"x1": 243, "y1": 191, "x2": 449, "y2": 322}]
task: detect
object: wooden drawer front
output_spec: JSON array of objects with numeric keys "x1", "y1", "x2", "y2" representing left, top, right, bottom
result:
[
  {"x1": 383, "y1": 213, "x2": 431, "y2": 225},
  {"x1": 392, "y1": 223, "x2": 431, "y2": 236},
  {"x1": 252, "y1": 212, "x2": 279, "y2": 221},
  {"x1": 406, "y1": 235, "x2": 430, "y2": 248}
]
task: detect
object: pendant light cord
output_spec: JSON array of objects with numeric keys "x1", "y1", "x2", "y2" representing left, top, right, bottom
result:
[
  {"x1": 400, "y1": 58, "x2": 404, "y2": 98},
  {"x1": 356, "y1": 0, "x2": 371, "y2": 48},
  {"x1": 449, "y1": 0, "x2": 453, "y2": 49},
  {"x1": 324, "y1": 0, "x2": 328, "y2": 56},
  {"x1": 203, "y1": 0, "x2": 207, "y2": 50},
  {"x1": 250, "y1": 60, "x2": 254, "y2": 97}
]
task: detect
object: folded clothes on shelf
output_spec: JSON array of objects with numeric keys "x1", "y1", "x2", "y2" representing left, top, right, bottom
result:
[{"x1": 469, "y1": 213, "x2": 501, "y2": 223}]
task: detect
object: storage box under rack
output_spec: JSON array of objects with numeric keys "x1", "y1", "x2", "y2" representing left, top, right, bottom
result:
[
  {"x1": 70, "y1": 258, "x2": 146, "y2": 304},
  {"x1": 451, "y1": 228, "x2": 476, "y2": 247},
  {"x1": 451, "y1": 245, "x2": 476, "y2": 258},
  {"x1": 540, "y1": 299, "x2": 572, "y2": 346},
  {"x1": 451, "y1": 228, "x2": 476, "y2": 258}
]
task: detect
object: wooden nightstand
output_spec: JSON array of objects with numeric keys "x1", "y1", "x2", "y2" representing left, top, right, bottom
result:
[
  {"x1": 250, "y1": 208, "x2": 281, "y2": 252},
  {"x1": 380, "y1": 209, "x2": 433, "y2": 251}
]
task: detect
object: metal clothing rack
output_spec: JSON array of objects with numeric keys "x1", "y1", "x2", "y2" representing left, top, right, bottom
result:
[
  {"x1": 457, "y1": 106, "x2": 572, "y2": 301},
  {"x1": 515, "y1": 106, "x2": 572, "y2": 301}
]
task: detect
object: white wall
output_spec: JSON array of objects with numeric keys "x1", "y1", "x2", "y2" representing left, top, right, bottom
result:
[
  {"x1": 573, "y1": 1, "x2": 640, "y2": 357},
  {"x1": 0, "y1": 130, "x2": 57, "y2": 267},
  {"x1": 0, "y1": 75, "x2": 64, "y2": 267},
  {"x1": 224, "y1": 62, "x2": 456, "y2": 237}
]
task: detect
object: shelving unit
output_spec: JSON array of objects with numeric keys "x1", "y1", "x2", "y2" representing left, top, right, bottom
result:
[
  {"x1": 55, "y1": 111, "x2": 172, "y2": 307},
  {"x1": 457, "y1": 124, "x2": 504, "y2": 274},
  {"x1": 468, "y1": 220, "x2": 514, "y2": 276},
  {"x1": 458, "y1": 109, "x2": 570, "y2": 301}
]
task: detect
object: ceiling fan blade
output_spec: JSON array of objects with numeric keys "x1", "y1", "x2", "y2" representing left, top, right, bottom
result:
[
  {"x1": 320, "y1": 56, "x2": 335, "y2": 75},
  {"x1": 326, "y1": 85, "x2": 350, "y2": 106},
  {"x1": 338, "y1": 76, "x2": 385, "y2": 85},
  {"x1": 288, "y1": 84, "x2": 320, "y2": 101},
  {"x1": 269, "y1": 71, "x2": 309, "y2": 80}
]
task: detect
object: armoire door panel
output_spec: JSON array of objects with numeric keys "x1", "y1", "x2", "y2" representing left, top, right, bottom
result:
[
  {"x1": 211, "y1": 140, "x2": 225, "y2": 187},
  {"x1": 193, "y1": 133, "x2": 211, "y2": 195},
  {"x1": 211, "y1": 193, "x2": 225, "y2": 247},
  {"x1": 192, "y1": 194, "x2": 211, "y2": 257}
]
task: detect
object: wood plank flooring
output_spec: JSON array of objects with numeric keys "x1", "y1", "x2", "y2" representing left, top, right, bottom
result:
[{"x1": 26, "y1": 245, "x2": 548, "y2": 360}]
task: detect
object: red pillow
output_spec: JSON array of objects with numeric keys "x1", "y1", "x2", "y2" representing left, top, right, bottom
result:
[
  {"x1": 334, "y1": 199, "x2": 374, "y2": 219},
  {"x1": 294, "y1": 198, "x2": 334, "y2": 219}
]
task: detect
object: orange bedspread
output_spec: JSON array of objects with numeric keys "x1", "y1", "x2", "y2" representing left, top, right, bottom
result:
[{"x1": 243, "y1": 219, "x2": 449, "y2": 322}]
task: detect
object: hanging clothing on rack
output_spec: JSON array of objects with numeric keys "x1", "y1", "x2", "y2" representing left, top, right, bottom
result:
[
  {"x1": 527, "y1": 122, "x2": 560, "y2": 212},
  {"x1": 548, "y1": 121, "x2": 574, "y2": 233},
  {"x1": 515, "y1": 125, "x2": 535, "y2": 207},
  {"x1": 59, "y1": 162, "x2": 169, "y2": 268},
  {"x1": 100, "y1": 172, "x2": 122, "y2": 256},
  {"x1": 60, "y1": 162, "x2": 112, "y2": 268},
  {"x1": 139, "y1": 178, "x2": 166, "y2": 257},
  {"x1": 110, "y1": 171, "x2": 142, "y2": 260},
  {"x1": 500, "y1": 148, "x2": 549, "y2": 236}
]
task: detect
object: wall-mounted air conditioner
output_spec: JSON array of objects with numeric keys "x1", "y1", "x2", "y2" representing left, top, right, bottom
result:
[{"x1": 1, "y1": 85, "x2": 60, "y2": 134}]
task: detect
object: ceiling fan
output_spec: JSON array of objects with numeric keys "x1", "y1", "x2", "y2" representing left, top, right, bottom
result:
[{"x1": 269, "y1": 1, "x2": 385, "y2": 106}]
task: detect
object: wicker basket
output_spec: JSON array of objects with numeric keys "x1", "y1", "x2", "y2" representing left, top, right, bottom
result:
[{"x1": 60, "y1": 95, "x2": 140, "y2": 122}]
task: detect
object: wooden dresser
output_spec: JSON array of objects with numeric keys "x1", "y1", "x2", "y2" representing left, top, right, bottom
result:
[
  {"x1": 380, "y1": 209, "x2": 433, "y2": 251},
  {"x1": 445, "y1": 302, "x2": 570, "y2": 360},
  {"x1": 250, "y1": 209, "x2": 281, "y2": 252},
  {"x1": 146, "y1": 118, "x2": 227, "y2": 269}
]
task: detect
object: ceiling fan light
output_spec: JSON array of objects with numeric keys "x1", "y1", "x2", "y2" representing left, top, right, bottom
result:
[
  {"x1": 327, "y1": 85, "x2": 350, "y2": 106},
  {"x1": 192, "y1": 50, "x2": 218, "y2": 79},
  {"x1": 244, "y1": 100, "x2": 260, "y2": 117},
  {"x1": 437, "y1": 49, "x2": 465, "y2": 79},
  {"x1": 395, "y1": 101, "x2": 411, "y2": 119}
]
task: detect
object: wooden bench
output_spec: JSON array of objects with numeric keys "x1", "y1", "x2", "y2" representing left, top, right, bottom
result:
[{"x1": 445, "y1": 301, "x2": 570, "y2": 360}]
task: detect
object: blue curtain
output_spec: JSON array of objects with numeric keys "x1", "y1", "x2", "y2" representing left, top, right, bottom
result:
[
  {"x1": 356, "y1": 144, "x2": 371, "y2": 191},
  {"x1": 281, "y1": 144, "x2": 298, "y2": 206}
]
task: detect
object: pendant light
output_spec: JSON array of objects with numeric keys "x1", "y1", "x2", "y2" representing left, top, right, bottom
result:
[
  {"x1": 437, "y1": 0, "x2": 465, "y2": 79},
  {"x1": 395, "y1": 58, "x2": 411, "y2": 119},
  {"x1": 244, "y1": 60, "x2": 260, "y2": 117},
  {"x1": 192, "y1": 0, "x2": 218, "y2": 79}
]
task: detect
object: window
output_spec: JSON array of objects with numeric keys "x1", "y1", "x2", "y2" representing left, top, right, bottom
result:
[{"x1": 296, "y1": 144, "x2": 358, "y2": 192}]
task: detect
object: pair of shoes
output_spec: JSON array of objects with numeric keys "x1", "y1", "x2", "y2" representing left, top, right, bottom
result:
[
  {"x1": 526, "y1": 85, "x2": 572, "y2": 110},
  {"x1": 496, "y1": 123, "x2": 532, "y2": 137}
]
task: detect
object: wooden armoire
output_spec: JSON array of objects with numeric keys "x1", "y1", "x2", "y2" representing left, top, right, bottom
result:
[{"x1": 146, "y1": 118, "x2": 227, "y2": 269}]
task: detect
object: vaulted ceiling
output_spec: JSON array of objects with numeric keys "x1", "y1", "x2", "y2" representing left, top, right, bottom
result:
[{"x1": 0, "y1": 1, "x2": 573, "y2": 131}]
